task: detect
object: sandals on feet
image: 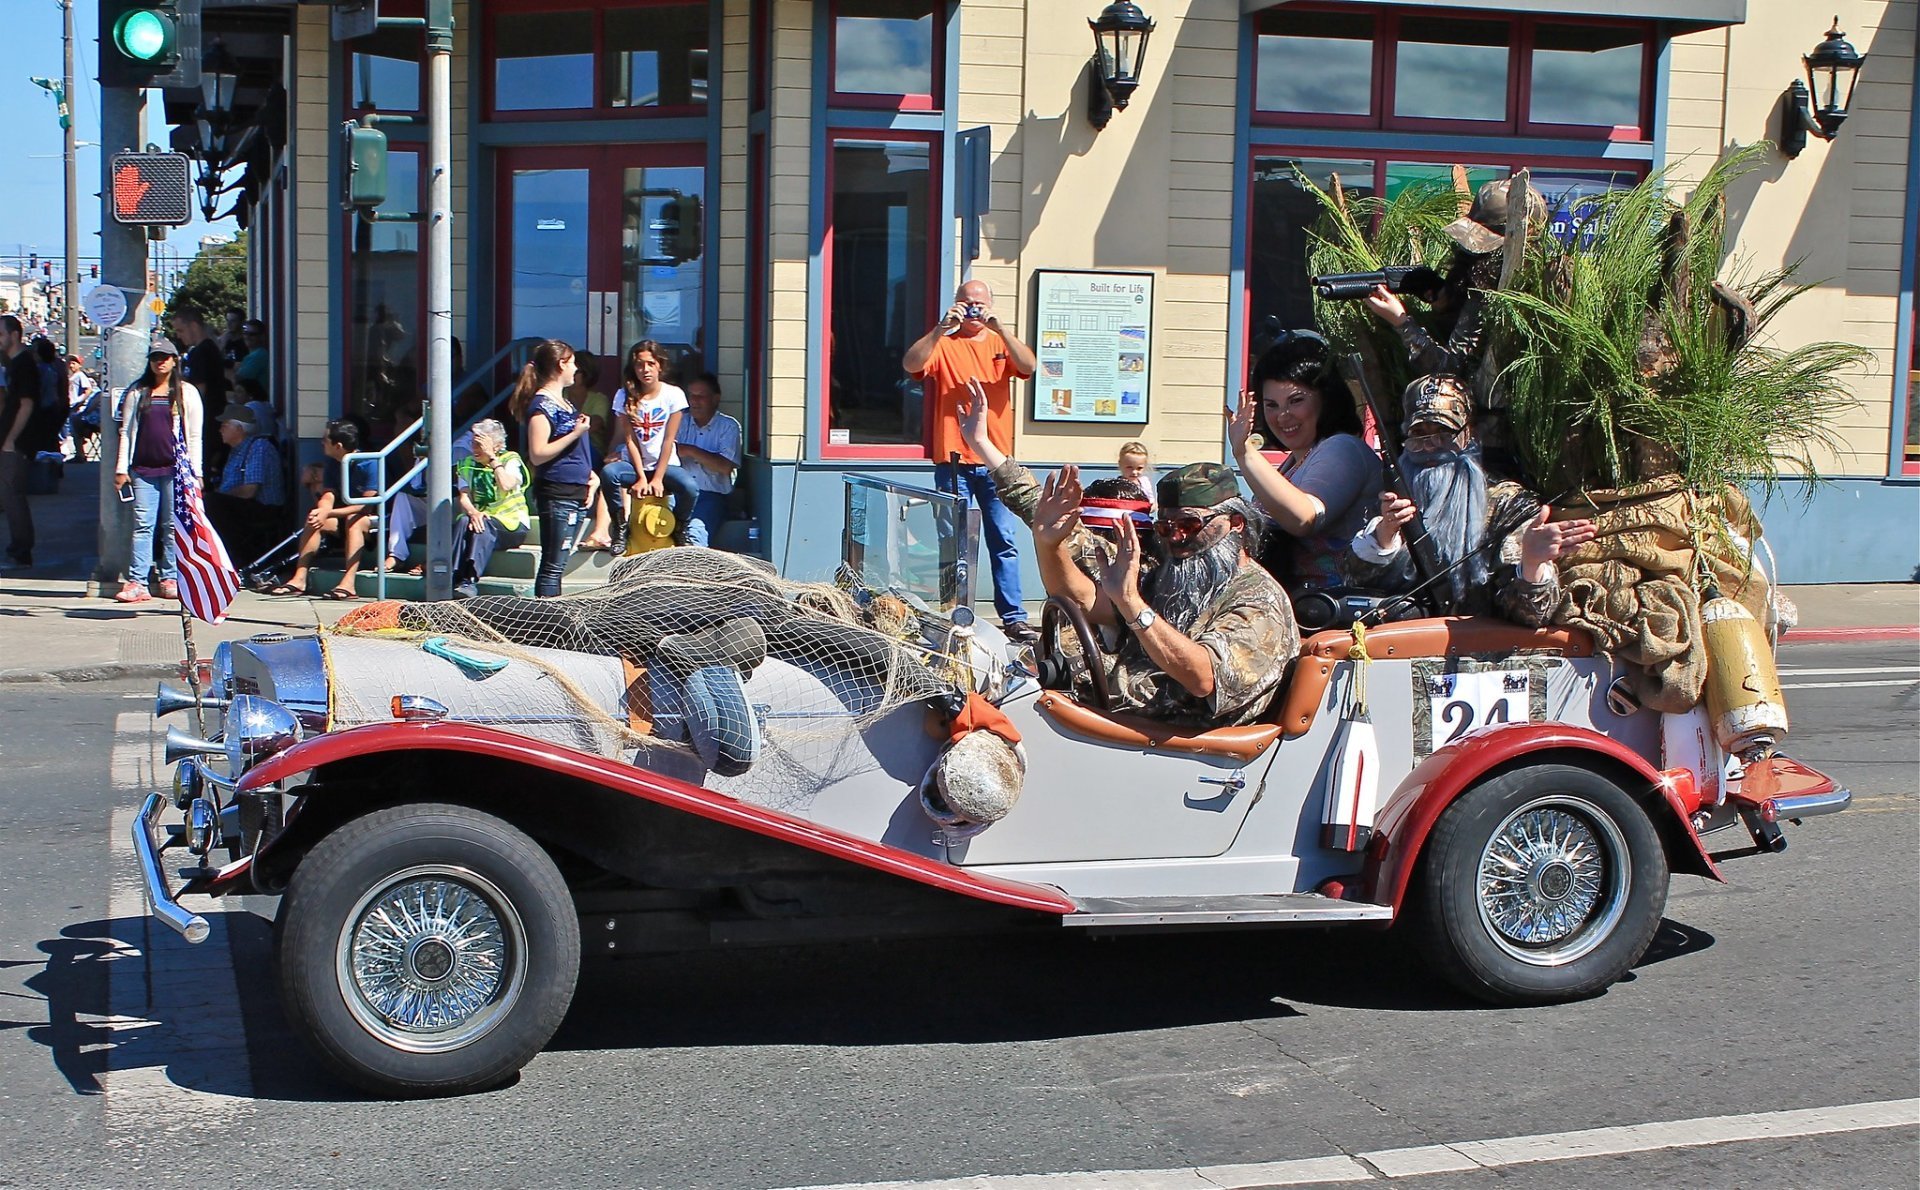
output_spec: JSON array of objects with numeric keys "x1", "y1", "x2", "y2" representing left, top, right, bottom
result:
[
  {"x1": 262, "y1": 582, "x2": 305, "y2": 597},
  {"x1": 322, "y1": 586, "x2": 357, "y2": 601}
]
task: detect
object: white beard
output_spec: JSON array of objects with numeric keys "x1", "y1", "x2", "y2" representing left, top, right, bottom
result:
[
  {"x1": 1402, "y1": 440, "x2": 1490, "y2": 605},
  {"x1": 1148, "y1": 531, "x2": 1243, "y2": 635}
]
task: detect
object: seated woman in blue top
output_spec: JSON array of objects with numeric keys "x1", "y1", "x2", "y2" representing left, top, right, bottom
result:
[
  {"x1": 509, "y1": 339, "x2": 592, "y2": 597},
  {"x1": 1228, "y1": 331, "x2": 1383, "y2": 592}
]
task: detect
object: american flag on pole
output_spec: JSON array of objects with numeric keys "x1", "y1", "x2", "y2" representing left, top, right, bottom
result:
[{"x1": 172, "y1": 450, "x2": 240, "y2": 624}]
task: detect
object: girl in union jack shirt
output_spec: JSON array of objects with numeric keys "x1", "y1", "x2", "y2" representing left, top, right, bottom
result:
[{"x1": 605, "y1": 340, "x2": 700, "y2": 547}]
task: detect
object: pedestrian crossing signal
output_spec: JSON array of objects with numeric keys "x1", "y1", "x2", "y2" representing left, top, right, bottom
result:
[{"x1": 109, "y1": 152, "x2": 193, "y2": 226}]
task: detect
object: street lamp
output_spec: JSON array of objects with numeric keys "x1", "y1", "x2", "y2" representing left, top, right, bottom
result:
[
  {"x1": 1782, "y1": 17, "x2": 1866, "y2": 159},
  {"x1": 200, "y1": 38, "x2": 239, "y2": 119},
  {"x1": 1086, "y1": 1, "x2": 1156, "y2": 131}
]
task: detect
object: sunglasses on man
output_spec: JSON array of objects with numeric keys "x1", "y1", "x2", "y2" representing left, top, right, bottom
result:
[{"x1": 1153, "y1": 510, "x2": 1232, "y2": 539}]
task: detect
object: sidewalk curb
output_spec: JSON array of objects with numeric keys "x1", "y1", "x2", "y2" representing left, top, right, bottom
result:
[
  {"x1": 1781, "y1": 626, "x2": 1920, "y2": 644},
  {"x1": 0, "y1": 661, "x2": 178, "y2": 685}
]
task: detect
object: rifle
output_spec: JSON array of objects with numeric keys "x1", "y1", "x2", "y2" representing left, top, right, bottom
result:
[
  {"x1": 1337, "y1": 353, "x2": 1453, "y2": 616},
  {"x1": 1311, "y1": 265, "x2": 1446, "y2": 302}
]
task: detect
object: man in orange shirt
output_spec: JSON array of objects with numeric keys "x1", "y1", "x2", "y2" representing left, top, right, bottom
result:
[{"x1": 904, "y1": 280, "x2": 1039, "y2": 643}]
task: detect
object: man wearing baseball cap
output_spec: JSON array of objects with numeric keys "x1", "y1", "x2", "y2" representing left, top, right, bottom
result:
[
  {"x1": 1032, "y1": 459, "x2": 1297, "y2": 728},
  {"x1": 206, "y1": 405, "x2": 285, "y2": 565},
  {"x1": 233, "y1": 318, "x2": 270, "y2": 393},
  {"x1": 1348, "y1": 373, "x2": 1594, "y2": 625}
]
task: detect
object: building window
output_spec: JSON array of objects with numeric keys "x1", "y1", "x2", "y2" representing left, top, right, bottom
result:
[
  {"x1": 1255, "y1": 6, "x2": 1652, "y2": 141},
  {"x1": 1394, "y1": 16, "x2": 1507, "y2": 123},
  {"x1": 1528, "y1": 23, "x2": 1648, "y2": 132},
  {"x1": 605, "y1": 4, "x2": 710, "y2": 109},
  {"x1": 487, "y1": 1, "x2": 710, "y2": 118},
  {"x1": 825, "y1": 137, "x2": 934, "y2": 451},
  {"x1": 494, "y1": 11, "x2": 595, "y2": 112},
  {"x1": 346, "y1": 150, "x2": 423, "y2": 443},
  {"x1": 1246, "y1": 152, "x2": 1641, "y2": 354},
  {"x1": 832, "y1": 0, "x2": 939, "y2": 108},
  {"x1": 1256, "y1": 10, "x2": 1375, "y2": 118}
]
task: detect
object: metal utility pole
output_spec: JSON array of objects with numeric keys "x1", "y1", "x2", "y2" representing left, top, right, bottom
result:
[
  {"x1": 94, "y1": 86, "x2": 149, "y2": 596},
  {"x1": 422, "y1": 0, "x2": 454, "y2": 600},
  {"x1": 62, "y1": 0, "x2": 79, "y2": 358}
]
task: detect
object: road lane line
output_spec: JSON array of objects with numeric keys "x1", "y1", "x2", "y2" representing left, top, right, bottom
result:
[
  {"x1": 768, "y1": 1098, "x2": 1920, "y2": 1190},
  {"x1": 103, "y1": 713, "x2": 255, "y2": 1138},
  {"x1": 1777, "y1": 666, "x2": 1918, "y2": 676},
  {"x1": 1779, "y1": 679, "x2": 1919, "y2": 689}
]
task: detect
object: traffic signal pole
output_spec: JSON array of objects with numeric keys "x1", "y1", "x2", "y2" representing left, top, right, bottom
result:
[
  {"x1": 94, "y1": 86, "x2": 147, "y2": 596},
  {"x1": 62, "y1": 0, "x2": 79, "y2": 359},
  {"x1": 422, "y1": 0, "x2": 454, "y2": 601}
]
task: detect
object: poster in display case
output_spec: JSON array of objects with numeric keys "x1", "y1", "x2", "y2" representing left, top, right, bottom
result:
[{"x1": 1029, "y1": 269, "x2": 1153, "y2": 425}]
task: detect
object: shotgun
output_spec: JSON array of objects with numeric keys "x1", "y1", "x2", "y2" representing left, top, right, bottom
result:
[{"x1": 1337, "y1": 353, "x2": 1452, "y2": 616}]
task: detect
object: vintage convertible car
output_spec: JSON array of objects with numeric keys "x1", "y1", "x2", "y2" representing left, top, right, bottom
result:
[{"x1": 135, "y1": 476, "x2": 1849, "y2": 1097}]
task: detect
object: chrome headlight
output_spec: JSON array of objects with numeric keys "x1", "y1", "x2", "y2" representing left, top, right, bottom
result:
[
  {"x1": 224, "y1": 695, "x2": 303, "y2": 775},
  {"x1": 209, "y1": 641, "x2": 235, "y2": 701}
]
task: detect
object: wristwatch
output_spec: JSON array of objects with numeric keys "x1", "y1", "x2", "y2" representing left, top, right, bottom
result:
[{"x1": 1128, "y1": 607, "x2": 1156, "y2": 631}]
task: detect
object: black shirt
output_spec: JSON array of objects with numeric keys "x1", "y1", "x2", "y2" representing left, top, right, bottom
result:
[
  {"x1": 2, "y1": 349, "x2": 42, "y2": 452},
  {"x1": 184, "y1": 339, "x2": 228, "y2": 419}
]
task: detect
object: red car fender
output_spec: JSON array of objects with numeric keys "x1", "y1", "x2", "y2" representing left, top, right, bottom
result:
[
  {"x1": 1363, "y1": 722, "x2": 1722, "y2": 914},
  {"x1": 227, "y1": 720, "x2": 1076, "y2": 915}
]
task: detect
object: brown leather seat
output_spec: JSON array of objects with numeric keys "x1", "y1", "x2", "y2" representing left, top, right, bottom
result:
[
  {"x1": 1034, "y1": 690, "x2": 1282, "y2": 763},
  {"x1": 1273, "y1": 617, "x2": 1594, "y2": 737}
]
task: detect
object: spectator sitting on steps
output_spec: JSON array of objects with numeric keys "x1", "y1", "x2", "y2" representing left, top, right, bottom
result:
[{"x1": 266, "y1": 419, "x2": 372, "y2": 600}]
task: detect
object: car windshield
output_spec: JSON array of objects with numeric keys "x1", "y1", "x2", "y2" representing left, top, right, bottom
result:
[{"x1": 841, "y1": 474, "x2": 977, "y2": 615}]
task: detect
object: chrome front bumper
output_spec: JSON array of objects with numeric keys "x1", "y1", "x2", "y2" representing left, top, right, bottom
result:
[{"x1": 133, "y1": 792, "x2": 211, "y2": 944}]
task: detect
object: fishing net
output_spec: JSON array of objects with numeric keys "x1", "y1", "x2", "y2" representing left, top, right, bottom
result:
[{"x1": 327, "y1": 549, "x2": 985, "y2": 815}]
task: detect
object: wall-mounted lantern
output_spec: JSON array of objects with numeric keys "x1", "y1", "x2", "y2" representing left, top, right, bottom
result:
[
  {"x1": 1782, "y1": 17, "x2": 1866, "y2": 159},
  {"x1": 1086, "y1": 1, "x2": 1156, "y2": 131}
]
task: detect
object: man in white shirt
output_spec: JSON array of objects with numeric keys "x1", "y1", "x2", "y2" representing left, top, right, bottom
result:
[{"x1": 674, "y1": 371, "x2": 742, "y2": 549}]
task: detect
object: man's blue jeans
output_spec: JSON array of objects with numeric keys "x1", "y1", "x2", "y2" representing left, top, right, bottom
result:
[{"x1": 933, "y1": 462, "x2": 1026, "y2": 625}]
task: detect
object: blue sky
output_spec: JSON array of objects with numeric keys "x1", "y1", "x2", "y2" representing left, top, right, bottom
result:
[{"x1": 0, "y1": 0, "x2": 236, "y2": 274}]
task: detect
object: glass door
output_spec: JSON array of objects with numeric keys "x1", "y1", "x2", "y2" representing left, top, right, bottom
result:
[{"x1": 498, "y1": 144, "x2": 706, "y2": 379}]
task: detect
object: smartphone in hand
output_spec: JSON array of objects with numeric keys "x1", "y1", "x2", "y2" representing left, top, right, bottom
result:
[{"x1": 117, "y1": 483, "x2": 134, "y2": 503}]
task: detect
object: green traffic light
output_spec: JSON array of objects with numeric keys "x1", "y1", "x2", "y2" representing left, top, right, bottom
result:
[{"x1": 113, "y1": 9, "x2": 176, "y2": 64}]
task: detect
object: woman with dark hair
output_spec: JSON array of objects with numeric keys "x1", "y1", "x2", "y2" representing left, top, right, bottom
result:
[
  {"x1": 1227, "y1": 332, "x2": 1382, "y2": 590},
  {"x1": 510, "y1": 339, "x2": 589, "y2": 596},
  {"x1": 112, "y1": 340, "x2": 204, "y2": 603},
  {"x1": 606, "y1": 339, "x2": 699, "y2": 546}
]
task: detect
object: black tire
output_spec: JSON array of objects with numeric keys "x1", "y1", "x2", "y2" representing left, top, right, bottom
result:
[
  {"x1": 276, "y1": 803, "x2": 581, "y2": 1098},
  {"x1": 1409, "y1": 764, "x2": 1668, "y2": 1006}
]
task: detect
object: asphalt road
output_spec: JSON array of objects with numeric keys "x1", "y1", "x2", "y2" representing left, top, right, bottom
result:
[{"x1": 0, "y1": 638, "x2": 1912, "y2": 1190}]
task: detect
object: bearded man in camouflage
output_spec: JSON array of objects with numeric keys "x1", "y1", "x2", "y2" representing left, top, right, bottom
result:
[{"x1": 1032, "y1": 461, "x2": 1298, "y2": 728}]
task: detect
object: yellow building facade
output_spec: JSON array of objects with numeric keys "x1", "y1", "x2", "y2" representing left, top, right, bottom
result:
[{"x1": 194, "y1": 0, "x2": 1917, "y2": 582}]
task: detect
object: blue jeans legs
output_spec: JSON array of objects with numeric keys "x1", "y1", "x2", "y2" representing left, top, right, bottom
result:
[
  {"x1": 933, "y1": 462, "x2": 1026, "y2": 624},
  {"x1": 534, "y1": 496, "x2": 585, "y2": 597},
  {"x1": 128, "y1": 472, "x2": 176, "y2": 588}
]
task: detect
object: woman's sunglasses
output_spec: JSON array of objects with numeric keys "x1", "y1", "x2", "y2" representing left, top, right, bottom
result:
[{"x1": 1153, "y1": 510, "x2": 1231, "y2": 539}]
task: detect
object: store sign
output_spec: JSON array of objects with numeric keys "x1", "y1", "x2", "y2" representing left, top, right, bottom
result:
[{"x1": 1030, "y1": 269, "x2": 1153, "y2": 425}]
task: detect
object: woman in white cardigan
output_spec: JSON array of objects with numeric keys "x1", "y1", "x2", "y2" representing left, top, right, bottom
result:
[{"x1": 112, "y1": 339, "x2": 203, "y2": 603}]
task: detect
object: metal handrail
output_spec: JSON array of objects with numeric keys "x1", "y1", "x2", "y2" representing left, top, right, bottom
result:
[{"x1": 341, "y1": 337, "x2": 541, "y2": 600}]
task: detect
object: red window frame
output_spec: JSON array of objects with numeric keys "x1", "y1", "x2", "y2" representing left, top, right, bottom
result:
[
  {"x1": 826, "y1": 0, "x2": 944, "y2": 113},
  {"x1": 482, "y1": 0, "x2": 711, "y2": 123},
  {"x1": 1253, "y1": 5, "x2": 1655, "y2": 143},
  {"x1": 819, "y1": 129, "x2": 943, "y2": 461}
]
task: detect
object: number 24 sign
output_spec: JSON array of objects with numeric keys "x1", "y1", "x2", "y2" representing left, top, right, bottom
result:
[{"x1": 1420, "y1": 669, "x2": 1532, "y2": 757}]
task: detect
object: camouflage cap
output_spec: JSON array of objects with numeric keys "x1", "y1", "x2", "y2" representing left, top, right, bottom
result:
[
  {"x1": 1401, "y1": 374, "x2": 1474, "y2": 436},
  {"x1": 1443, "y1": 178, "x2": 1549, "y2": 256},
  {"x1": 1158, "y1": 461, "x2": 1240, "y2": 511}
]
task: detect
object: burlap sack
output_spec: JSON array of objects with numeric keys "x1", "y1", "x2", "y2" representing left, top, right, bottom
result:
[{"x1": 1546, "y1": 478, "x2": 1771, "y2": 712}]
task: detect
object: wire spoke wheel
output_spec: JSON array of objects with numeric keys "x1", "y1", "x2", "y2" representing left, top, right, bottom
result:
[
  {"x1": 1412, "y1": 765, "x2": 1668, "y2": 1005},
  {"x1": 337, "y1": 864, "x2": 529, "y2": 1054}
]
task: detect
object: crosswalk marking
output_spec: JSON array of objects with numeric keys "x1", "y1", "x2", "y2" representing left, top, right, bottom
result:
[
  {"x1": 1779, "y1": 679, "x2": 1919, "y2": 690},
  {"x1": 771, "y1": 1099, "x2": 1920, "y2": 1189},
  {"x1": 1776, "y1": 666, "x2": 1919, "y2": 676},
  {"x1": 103, "y1": 712, "x2": 255, "y2": 1137}
]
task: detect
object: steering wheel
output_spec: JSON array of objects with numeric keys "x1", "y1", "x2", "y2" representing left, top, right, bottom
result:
[{"x1": 1040, "y1": 595, "x2": 1112, "y2": 711}]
